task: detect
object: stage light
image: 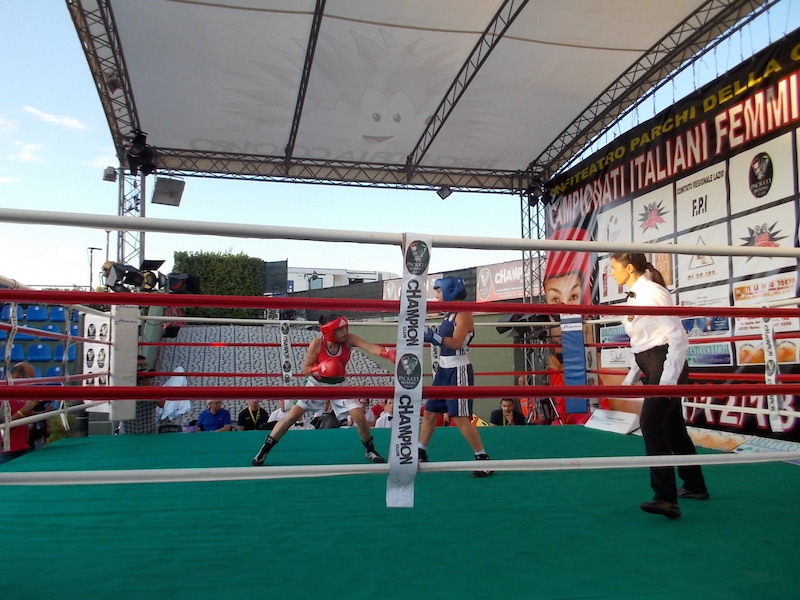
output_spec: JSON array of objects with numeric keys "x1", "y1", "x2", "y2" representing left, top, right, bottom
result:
[
  {"x1": 102, "y1": 166, "x2": 117, "y2": 182},
  {"x1": 436, "y1": 185, "x2": 452, "y2": 200},
  {"x1": 167, "y1": 273, "x2": 201, "y2": 294},
  {"x1": 126, "y1": 130, "x2": 156, "y2": 176},
  {"x1": 102, "y1": 261, "x2": 144, "y2": 292},
  {"x1": 151, "y1": 177, "x2": 185, "y2": 206}
]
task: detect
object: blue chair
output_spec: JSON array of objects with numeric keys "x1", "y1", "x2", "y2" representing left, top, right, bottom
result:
[
  {"x1": 25, "y1": 305, "x2": 49, "y2": 321},
  {"x1": 1, "y1": 304, "x2": 23, "y2": 321},
  {"x1": 10, "y1": 343, "x2": 24, "y2": 362},
  {"x1": 33, "y1": 367, "x2": 42, "y2": 377},
  {"x1": 45, "y1": 366, "x2": 63, "y2": 377},
  {"x1": 54, "y1": 344, "x2": 77, "y2": 362},
  {"x1": 13, "y1": 329, "x2": 35, "y2": 341},
  {"x1": 49, "y1": 306, "x2": 67, "y2": 322},
  {"x1": 71, "y1": 309, "x2": 81, "y2": 323},
  {"x1": 69, "y1": 324, "x2": 79, "y2": 337},
  {"x1": 0, "y1": 330, "x2": 6, "y2": 341},
  {"x1": 45, "y1": 366, "x2": 63, "y2": 385},
  {"x1": 37, "y1": 324, "x2": 62, "y2": 339},
  {"x1": 27, "y1": 344, "x2": 53, "y2": 362}
]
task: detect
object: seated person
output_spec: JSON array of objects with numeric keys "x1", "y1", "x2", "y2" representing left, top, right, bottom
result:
[
  {"x1": 374, "y1": 399, "x2": 393, "y2": 428},
  {"x1": 237, "y1": 399, "x2": 270, "y2": 431},
  {"x1": 196, "y1": 400, "x2": 232, "y2": 432},
  {"x1": 489, "y1": 398, "x2": 526, "y2": 426}
]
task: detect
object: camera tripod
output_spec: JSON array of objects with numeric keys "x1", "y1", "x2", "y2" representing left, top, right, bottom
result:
[{"x1": 525, "y1": 397, "x2": 564, "y2": 425}]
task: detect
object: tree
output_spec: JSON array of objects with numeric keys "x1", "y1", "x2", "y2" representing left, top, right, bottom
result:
[{"x1": 172, "y1": 250, "x2": 265, "y2": 319}]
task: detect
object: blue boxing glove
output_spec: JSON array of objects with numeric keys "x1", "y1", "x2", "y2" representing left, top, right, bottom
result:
[{"x1": 424, "y1": 327, "x2": 443, "y2": 346}]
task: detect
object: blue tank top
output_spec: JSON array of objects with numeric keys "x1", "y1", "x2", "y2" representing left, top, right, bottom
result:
[{"x1": 438, "y1": 312, "x2": 473, "y2": 357}]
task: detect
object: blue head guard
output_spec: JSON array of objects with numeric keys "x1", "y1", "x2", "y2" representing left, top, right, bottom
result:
[{"x1": 433, "y1": 277, "x2": 467, "y2": 301}]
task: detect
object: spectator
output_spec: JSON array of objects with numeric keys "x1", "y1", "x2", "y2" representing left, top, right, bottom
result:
[
  {"x1": 374, "y1": 399, "x2": 393, "y2": 428},
  {"x1": 490, "y1": 399, "x2": 526, "y2": 426},
  {"x1": 266, "y1": 401, "x2": 303, "y2": 430},
  {"x1": 0, "y1": 362, "x2": 40, "y2": 465},
  {"x1": 196, "y1": 400, "x2": 232, "y2": 432},
  {"x1": 118, "y1": 355, "x2": 165, "y2": 435},
  {"x1": 237, "y1": 399, "x2": 270, "y2": 431}
]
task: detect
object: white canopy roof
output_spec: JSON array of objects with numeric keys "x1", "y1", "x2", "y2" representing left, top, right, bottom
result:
[{"x1": 69, "y1": 0, "x2": 767, "y2": 192}]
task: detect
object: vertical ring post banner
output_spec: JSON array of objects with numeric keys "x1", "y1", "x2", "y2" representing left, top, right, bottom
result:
[
  {"x1": 760, "y1": 314, "x2": 784, "y2": 433},
  {"x1": 386, "y1": 233, "x2": 431, "y2": 508},
  {"x1": 561, "y1": 314, "x2": 589, "y2": 414},
  {"x1": 277, "y1": 321, "x2": 296, "y2": 387}
]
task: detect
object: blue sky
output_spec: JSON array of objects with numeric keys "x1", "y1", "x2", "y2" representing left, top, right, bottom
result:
[
  {"x1": 0, "y1": 0, "x2": 524, "y2": 289},
  {"x1": 2, "y1": 1, "x2": 798, "y2": 290}
]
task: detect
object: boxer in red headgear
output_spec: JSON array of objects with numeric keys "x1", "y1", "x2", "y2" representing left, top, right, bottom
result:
[
  {"x1": 541, "y1": 227, "x2": 594, "y2": 424},
  {"x1": 252, "y1": 314, "x2": 396, "y2": 466}
]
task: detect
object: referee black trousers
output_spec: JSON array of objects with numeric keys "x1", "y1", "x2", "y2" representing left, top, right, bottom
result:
[{"x1": 635, "y1": 345, "x2": 707, "y2": 503}]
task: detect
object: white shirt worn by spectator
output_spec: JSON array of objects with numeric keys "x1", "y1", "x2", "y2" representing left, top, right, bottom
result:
[
  {"x1": 621, "y1": 274, "x2": 689, "y2": 387},
  {"x1": 374, "y1": 412, "x2": 392, "y2": 428}
]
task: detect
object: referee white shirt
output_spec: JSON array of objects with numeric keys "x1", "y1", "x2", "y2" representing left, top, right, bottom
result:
[{"x1": 621, "y1": 275, "x2": 689, "y2": 386}]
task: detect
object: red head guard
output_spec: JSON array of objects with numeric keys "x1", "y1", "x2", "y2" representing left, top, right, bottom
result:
[{"x1": 320, "y1": 316, "x2": 349, "y2": 343}]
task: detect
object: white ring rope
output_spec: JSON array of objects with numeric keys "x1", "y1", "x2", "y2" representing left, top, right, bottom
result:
[
  {"x1": 2, "y1": 207, "x2": 800, "y2": 258},
  {"x1": 0, "y1": 451, "x2": 797, "y2": 486}
]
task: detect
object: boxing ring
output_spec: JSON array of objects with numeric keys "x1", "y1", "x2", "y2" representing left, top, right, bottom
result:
[{"x1": 1, "y1": 210, "x2": 800, "y2": 600}]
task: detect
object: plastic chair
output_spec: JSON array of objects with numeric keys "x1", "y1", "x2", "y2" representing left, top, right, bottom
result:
[
  {"x1": 26, "y1": 305, "x2": 49, "y2": 321},
  {"x1": 33, "y1": 366, "x2": 42, "y2": 377},
  {"x1": 45, "y1": 366, "x2": 63, "y2": 378},
  {"x1": 27, "y1": 344, "x2": 53, "y2": 362},
  {"x1": 1, "y1": 304, "x2": 23, "y2": 321},
  {"x1": 37, "y1": 324, "x2": 63, "y2": 339},
  {"x1": 45, "y1": 366, "x2": 63, "y2": 385},
  {"x1": 10, "y1": 344, "x2": 25, "y2": 362},
  {"x1": 54, "y1": 344, "x2": 77, "y2": 362},
  {"x1": 13, "y1": 329, "x2": 35, "y2": 341},
  {"x1": 0, "y1": 330, "x2": 6, "y2": 341},
  {"x1": 71, "y1": 309, "x2": 81, "y2": 323},
  {"x1": 49, "y1": 306, "x2": 67, "y2": 322},
  {"x1": 69, "y1": 324, "x2": 80, "y2": 337}
]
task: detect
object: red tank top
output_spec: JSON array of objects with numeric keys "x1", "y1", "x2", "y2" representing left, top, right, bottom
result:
[{"x1": 316, "y1": 338, "x2": 351, "y2": 381}]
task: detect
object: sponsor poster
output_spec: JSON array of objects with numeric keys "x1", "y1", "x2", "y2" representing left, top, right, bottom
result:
[
  {"x1": 475, "y1": 259, "x2": 539, "y2": 302},
  {"x1": 544, "y1": 30, "x2": 800, "y2": 440}
]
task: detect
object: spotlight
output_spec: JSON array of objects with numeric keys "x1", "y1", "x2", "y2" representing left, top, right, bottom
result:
[
  {"x1": 436, "y1": 185, "x2": 452, "y2": 200},
  {"x1": 126, "y1": 130, "x2": 156, "y2": 176},
  {"x1": 102, "y1": 261, "x2": 144, "y2": 292},
  {"x1": 139, "y1": 259, "x2": 166, "y2": 292},
  {"x1": 151, "y1": 177, "x2": 185, "y2": 206},
  {"x1": 167, "y1": 273, "x2": 201, "y2": 294},
  {"x1": 102, "y1": 166, "x2": 118, "y2": 182}
]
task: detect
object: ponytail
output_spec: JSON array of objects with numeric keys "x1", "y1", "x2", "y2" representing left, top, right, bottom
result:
[{"x1": 610, "y1": 252, "x2": 667, "y2": 287}]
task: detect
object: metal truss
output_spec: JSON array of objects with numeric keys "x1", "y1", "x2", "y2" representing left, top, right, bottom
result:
[
  {"x1": 116, "y1": 170, "x2": 145, "y2": 267},
  {"x1": 155, "y1": 148, "x2": 526, "y2": 193},
  {"x1": 405, "y1": 0, "x2": 530, "y2": 177},
  {"x1": 66, "y1": 0, "x2": 139, "y2": 163},
  {"x1": 284, "y1": 0, "x2": 326, "y2": 169},
  {"x1": 531, "y1": 0, "x2": 773, "y2": 177},
  {"x1": 519, "y1": 187, "x2": 549, "y2": 389}
]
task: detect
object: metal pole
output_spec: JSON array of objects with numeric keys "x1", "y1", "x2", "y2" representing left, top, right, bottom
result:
[{"x1": 88, "y1": 247, "x2": 101, "y2": 291}]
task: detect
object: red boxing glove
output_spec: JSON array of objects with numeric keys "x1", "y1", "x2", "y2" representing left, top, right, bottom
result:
[
  {"x1": 380, "y1": 347, "x2": 397, "y2": 363},
  {"x1": 312, "y1": 359, "x2": 345, "y2": 379}
]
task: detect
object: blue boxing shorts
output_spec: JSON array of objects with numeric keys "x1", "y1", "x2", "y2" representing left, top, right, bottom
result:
[{"x1": 424, "y1": 362, "x2": 474, "y2": 417}]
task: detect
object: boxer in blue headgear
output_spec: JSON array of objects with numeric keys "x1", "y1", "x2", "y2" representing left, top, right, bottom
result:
[
  {"x1": 419, "y1": 276, "x2": 493, "y2": 477},
  {"x1": 433, "y1": 276, "x2": 467, "y2": 301}
]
